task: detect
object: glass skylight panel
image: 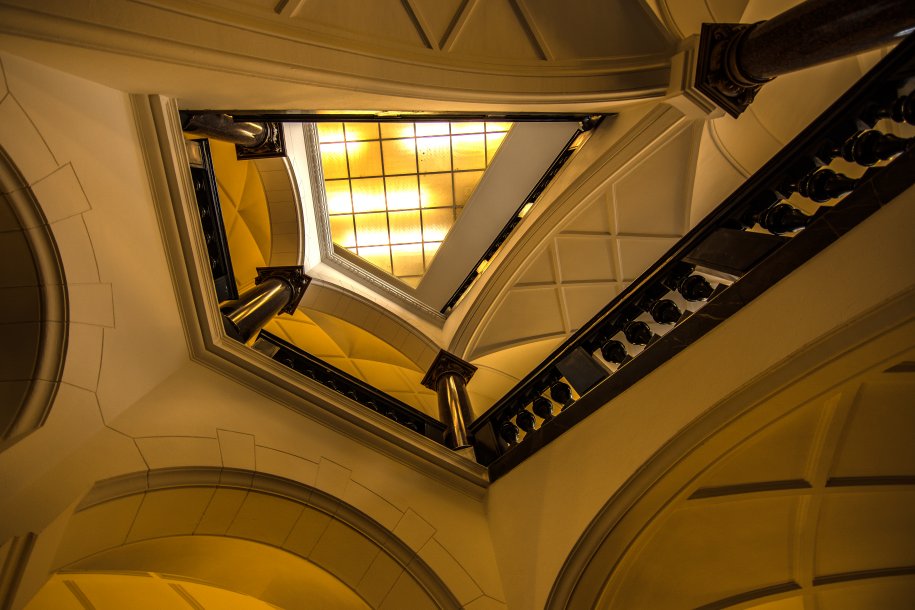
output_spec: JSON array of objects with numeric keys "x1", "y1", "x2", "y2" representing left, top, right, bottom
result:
[{"x1": 318, "y1": 121, "x2": 511, "y2": 287}]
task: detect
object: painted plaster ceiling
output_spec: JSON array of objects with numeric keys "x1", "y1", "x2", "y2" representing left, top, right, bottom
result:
[
  {"x1": 597, "y1": 362, "x2": 915, "y2": 609},
  {"x1": 213, "y1": 0, "x2": 671, "y2": 63},
  {"x1": 264, "y1": 311, "x2": 438, "y2": 417},
  {"x1": 209, "y1": 138, "x2": 437, "y2": 417},
  {"x1": 27, "y1": 572, "x2": 293, "y2": 610},
  {"x1": 465, "y1": 120, "x2": 702, "y2": 412}
]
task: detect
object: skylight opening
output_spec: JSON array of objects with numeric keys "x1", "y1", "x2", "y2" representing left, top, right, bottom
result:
[{"x1": 317, "y1": 121, "x2": 512, "y2": 287}]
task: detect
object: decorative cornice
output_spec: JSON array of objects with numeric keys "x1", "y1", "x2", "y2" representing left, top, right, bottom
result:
[
  {"x1": 421, "y1": 349, "x2": 477, "y2": 390},
  {"x1": 254, "y1": 265, "x2": 310, "y2": 314}
]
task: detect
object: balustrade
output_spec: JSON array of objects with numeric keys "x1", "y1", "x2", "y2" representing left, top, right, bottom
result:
[{"x1": 469, "y1": 34, "x2": 915, "y2": 477}]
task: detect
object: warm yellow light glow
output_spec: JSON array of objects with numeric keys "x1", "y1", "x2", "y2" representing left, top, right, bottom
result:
[
  {"x1": 351, "y1": 178, "x2": 386, "y2": 213},
  {"x1": 518, "y1": 202, "x2": 534, "y2": 218},
  {"x1": 384, "y1": 175, "x2": 420, "y2": 210},
  {"x1": 320, "y1": 120, "x2": 511, "y2": 281},
  {"x1": 324, "y1": 180, "x2": 352, "y2": 215}
]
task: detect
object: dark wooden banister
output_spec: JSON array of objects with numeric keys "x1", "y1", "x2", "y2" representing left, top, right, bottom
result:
[{"x1": 470, "y1": 33, "x2": 915, "y2": 477}]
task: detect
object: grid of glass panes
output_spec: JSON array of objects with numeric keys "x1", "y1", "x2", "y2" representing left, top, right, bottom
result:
[{"x1": 317, "y1": 121, "x2": 511, "y2": 288}]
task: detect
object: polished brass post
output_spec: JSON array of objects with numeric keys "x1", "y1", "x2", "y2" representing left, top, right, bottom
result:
[
  {"x1": 219, "y1": 266, "x2": 310, "y2": 344},
  {"x1": 421, "y1": 350, "x2": 478, "y2": 460}
]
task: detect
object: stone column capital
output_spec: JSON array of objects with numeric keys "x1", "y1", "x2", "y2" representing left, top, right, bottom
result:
[
  {"x1": 421, "y1": 350, "x2": 477, "y2": 390},
  {"x1": 255, "y1": 266, "x2": 311, "y2": 315},
  {"x1": 695, "y1": 22, "x2": 768, "y2": 119}
]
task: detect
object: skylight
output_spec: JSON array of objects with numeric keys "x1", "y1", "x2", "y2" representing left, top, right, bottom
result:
[{"x1": 316, "y1": 121, "x2": 511, "y2": 287}]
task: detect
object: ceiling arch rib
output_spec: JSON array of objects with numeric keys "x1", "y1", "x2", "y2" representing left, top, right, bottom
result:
[{"x1": 44, "y1": 467, "x2": 462, "y2": 610}]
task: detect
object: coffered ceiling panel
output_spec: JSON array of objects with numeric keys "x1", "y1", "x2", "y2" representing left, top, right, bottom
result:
[
  {"x1": 563, "y1": 195, "x2": 612, "y2": 233},
  {"x1": 591, "y1": 362, "x2": 915, "y2": 610},
  {"x1": 407, "y1": 0, "x2": 465, "y2": 47},
  {"x1": 292, "y1": 0, "x2": 427, "y2": 49},
  {"x1": 610, "y1": 496, "x2": 798, "y2": 609},
  {"x1": 520, "y1": 0, "x2": 672, "y2": 59},
  {"x1": 555, "y1": 235, "x2": 616, "y2": 283},
  {"x1": 700, "y1": 400, "x2": 824, "y2": 488},
  {"x1": 613, "y1": 124, "x2": 696, "y2": 236},
  {"x1": 515, "y1": 246, "x2": 556, "y2": 286},
  {"x1": 562, "y1": 283, "x2": 620, "y2": 331},
  {"x1": 616, "y1": 236, "x2": 678, "y2": 281},
  {"x1": 446, "y1": 0, "x2": 543, "y2": 60},
  {"x1": 815, "y1": 491, "x2": 915, "y2": 576},
  {"x1": 476, "y1": 286, "x2": 566, "y2": 354},
  {"x1": 830, "y1": 380, "x2": 915, "y2": 477},
  {"x1": 465, "y1": 122, "x2": 701, "y2": 396},
  {"x1": 814, "y1": 576, "x2": 915, "y2": 609}
]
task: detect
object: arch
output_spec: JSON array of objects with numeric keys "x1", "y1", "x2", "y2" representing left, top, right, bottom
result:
[
  {"x1": 0, "y1": 146, "x2": 67, "y2": 447},
  {"x1": 46, "y1": 467, "x2": 461, "y2": 609},
  {"x1": 547, "y1": 302, "x2": 915, "y2": 609}
]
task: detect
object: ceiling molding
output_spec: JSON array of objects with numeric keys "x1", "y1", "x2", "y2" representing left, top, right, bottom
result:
[
  {"x1": 134, "y1": 94, "x2": 489, "y2": 497},
  {"x1": 0, "y1": 1, "x2": 672, "y2": 108}
]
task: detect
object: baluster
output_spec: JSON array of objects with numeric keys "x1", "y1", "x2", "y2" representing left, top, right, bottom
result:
[
  {"x1": 624, "y1": 321, "x2": 653, "y2": 346},
  {"x1": 841, "y1": 129, "x2": 911, "y2": 166},
  {"x1": 678, "y1": 274, "x2": 714, "y2": 302},
  {"x1": 532, "y1": 396, "x2": 554, "y2": 420},
  {"x1": 797, "y1": 168, "x2": 858, "y2": 202},
  {"x1": 864, "y1": 91, "x2": 915, "y2": 126},
  {"x1": 515, "y1": 409, "x2": 536, "y2": 433},
  {"x1": 549, "y1": 382, "x2": 573, "y2": 409},
  {"x1": 499, "y1": 420, "x2": 520, "y2": 445},
  {"x1": 600, "y1": 339, "x2": 628, "y2": 364},
  {"x1": 757, "y1": 202, "x2": 811, "y2": 234},
  {"x1": 649, "y1": 299, "x2": 682, "y2": 325}
]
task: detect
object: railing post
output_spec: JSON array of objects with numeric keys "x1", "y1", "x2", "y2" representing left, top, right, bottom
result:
[
  {"x1": 421, "y1": 350, "x2": 478, "y2": 460},
  {"x1": 696, "y1": 0, "x2": 915, "y2": 117},
  {"x1": 219, "y1": 266, "x2": 310, "y2": 344}
]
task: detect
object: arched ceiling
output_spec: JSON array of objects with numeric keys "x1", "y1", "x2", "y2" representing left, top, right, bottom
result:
[
  {"x1": 556, "y1": 348, "x2": 915, "y2": 609},
  {"x1": 44, "y1": 537, "x2": 371, "y2": 610},
  {"x1": 27, "y1": 570, "x2": 356, "y2": 610},
  {"x1": 208, "y1": 138, "x2": 439, "y2": 417}
]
